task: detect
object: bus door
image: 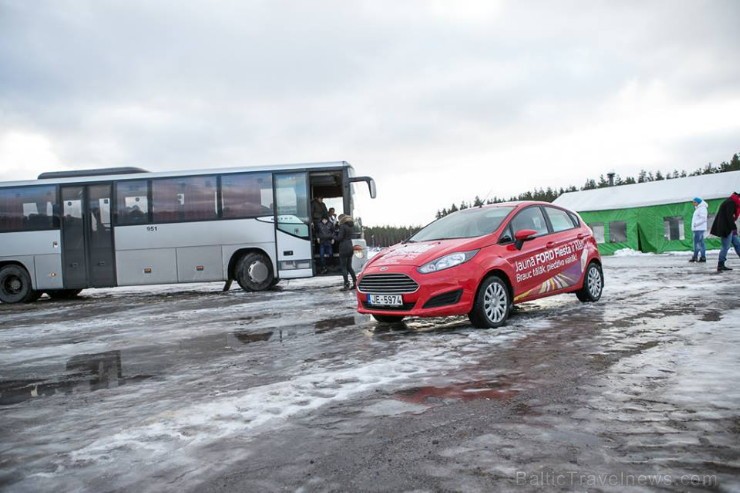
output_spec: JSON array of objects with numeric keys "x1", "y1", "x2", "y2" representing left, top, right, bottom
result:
[
  {"x1": 60, "y1": 184, "x2": 116, "y2": 289},
  {"x1": 273, "y1": 172, "x2": 313, "y2": 279}
]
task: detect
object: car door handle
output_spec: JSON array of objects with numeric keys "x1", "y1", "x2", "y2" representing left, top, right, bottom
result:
[
  {"x1": 546, "y1": 241, "x2": 555, "y2": 248},
  {"x1": 577, "y1": 234, "x2": 586, "y2": 239}
]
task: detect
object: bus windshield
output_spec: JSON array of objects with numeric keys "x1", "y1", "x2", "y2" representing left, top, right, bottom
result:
[{"x1": 409, "y1": 206, "x2": 514, "y2": 242}]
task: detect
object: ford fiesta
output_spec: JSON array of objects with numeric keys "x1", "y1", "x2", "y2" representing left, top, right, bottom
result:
[{"x1": 356, "y1": 201, "x2": 603, "y2": 328}]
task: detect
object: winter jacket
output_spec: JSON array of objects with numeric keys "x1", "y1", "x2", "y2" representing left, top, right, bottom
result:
[
  {"x1": 311, "y1": 199, "x2": 328, "y2": 223},
  {"x1": 691, "y1": 201, "x2": 708, "y2": 232},
  {"x1": 336, "y1": 220, "x2": 355, "y2": 257},
  {"x1": 710, "y1": 196, "x2": 738, "y2": 238},
  {"x1": 316, "y1": 220, "x2": 335, "y2": 244}
]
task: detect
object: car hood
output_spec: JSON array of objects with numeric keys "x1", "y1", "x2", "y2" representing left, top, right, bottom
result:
[{"x1": 367, "y1": 239, "x2": 481, "y2": 268}]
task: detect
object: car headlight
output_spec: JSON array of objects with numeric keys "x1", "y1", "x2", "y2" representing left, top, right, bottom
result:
[{"x1": 417, "y1": 250, "x2": 479, "y2": 274}]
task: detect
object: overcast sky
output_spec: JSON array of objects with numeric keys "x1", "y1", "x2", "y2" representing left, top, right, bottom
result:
[{"x1": 1, "y1": 0, "x2": 739, "y2": 226}]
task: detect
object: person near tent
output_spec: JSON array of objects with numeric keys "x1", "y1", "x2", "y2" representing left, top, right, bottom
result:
[
  {"x1": 335, "y1": 215, "x2": 357, "y2": 290},
  {"x1": 710, "y1": 192, "x2": 740, "y2": 272},
  {"x1": 689, "y1": 197, "x2": 708, "y2": 263}
]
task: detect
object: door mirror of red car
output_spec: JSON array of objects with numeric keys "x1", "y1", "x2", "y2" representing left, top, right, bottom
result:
[{"x1": 513, "y1": 229, "x2": 537, "y2": 250}]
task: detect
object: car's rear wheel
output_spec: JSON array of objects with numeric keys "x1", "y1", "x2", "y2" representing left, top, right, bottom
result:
[
  {"x1": 235, "y1": 252, "x2": 274, "y2": 292},
  {"x1": 0, "y1": 264, "x2": 40, "y2": 304},
  {"x1": 372, "y1": 314, "x2": 405, "y2": 324},
  {"x1": 576, "y1": 261, "x2": 603, "y2": 302},
  {"x1": 469, "y1": 275, "x2": 511, "y2": 328},
  {"x1": 47, "y1": 289, "x2": 83, "y2": 300}
]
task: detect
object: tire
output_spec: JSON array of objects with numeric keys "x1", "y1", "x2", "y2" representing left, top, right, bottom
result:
[
  {"x1": 47, "y1": 289, "x2": 83, "y2": 300},
  {"x1": 576, "y1": 261, "x2": 603, "y2": 302},
  {"x1": 235, "y1": 252, "x2": 274, "y2": 292},
  {"x1": 372, "y1": 314, "x2": 406, "y2": 324},
  {"x1": 468, "y1": 275, "x2": 511, "y2": 328},
  {"x1": 0, "y1": 264, "x2": 38, "y2": 304}
]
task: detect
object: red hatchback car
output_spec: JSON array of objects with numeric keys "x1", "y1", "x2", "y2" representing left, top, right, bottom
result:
[{"x1": 356, "y1": 201, "x2": 603, "y2": 328}]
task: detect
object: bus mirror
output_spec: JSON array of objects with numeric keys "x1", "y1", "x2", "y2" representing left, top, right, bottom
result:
[{"x1": 349, "y1": 176, "x2": 377, "y2": 199}]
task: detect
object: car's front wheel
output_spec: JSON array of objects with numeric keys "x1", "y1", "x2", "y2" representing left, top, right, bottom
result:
[
  {"x1": 468, "y1": 275, "x2": 511, "y2": 328},
  {"x1": 576, "y1": 261, "x2": 603, "y2": 302}
]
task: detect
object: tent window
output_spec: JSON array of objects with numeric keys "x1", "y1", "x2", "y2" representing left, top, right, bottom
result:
[
  {"x1": 663, "y1": 216, "x2": 684, "y2": 240},
  {"x1": 589, "y1": 223, "x2": 605, "y2": 243},
  {"x1": 609, "y1": 221, "x2": 627, "y2": 243}
]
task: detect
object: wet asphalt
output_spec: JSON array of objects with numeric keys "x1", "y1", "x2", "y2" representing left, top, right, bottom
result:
[{"x1": 0, "y1": 255, "x2": 739, "y2": 492}]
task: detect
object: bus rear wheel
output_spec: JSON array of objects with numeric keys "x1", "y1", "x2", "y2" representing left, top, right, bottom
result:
[
  {"x1": 47, "y1": 289, "x2": 83, "y2": 300},
  {"x1": 235, "y1": 252, "x2": 274, "y2": 292},
  {"x1": 0, "y1": 265, "x2": 40, "y2": 304}
]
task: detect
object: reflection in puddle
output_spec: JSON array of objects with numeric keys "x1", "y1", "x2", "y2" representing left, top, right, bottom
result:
[
  {"x1": 231, "y1": 331, "x2": 273, "y2": 344},
  {"x1": 0, "y1": 350, "x2": 151, "y2": 406},
  {"x1": 314, "y1": 316, "x2": 356, "y2": 333},
  {"x1": 395, "y1": 379, "x2": 520, "y2": 405}
]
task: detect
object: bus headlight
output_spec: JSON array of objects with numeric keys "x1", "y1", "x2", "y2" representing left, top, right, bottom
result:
[
  {"x1": 417, "y1": 250, "x2": 478, "y2": 274},
  {"x1": 353, "y1": 245, "x2": 365, "y2": 259}
]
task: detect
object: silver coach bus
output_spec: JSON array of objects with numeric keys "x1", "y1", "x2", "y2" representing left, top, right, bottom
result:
[{"x1": 0, "y1": 161, "x2": 376, "y2": 303}]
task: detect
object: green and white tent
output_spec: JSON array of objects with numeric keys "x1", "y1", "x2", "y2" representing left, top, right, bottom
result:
[{"x1": 553, "y1": 171, "x2": 740, "y2": 255}]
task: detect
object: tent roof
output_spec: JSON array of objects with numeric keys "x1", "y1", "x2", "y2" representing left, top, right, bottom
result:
[{"x1": 553, "y1": 170, "x2": 740, "y2": 212}]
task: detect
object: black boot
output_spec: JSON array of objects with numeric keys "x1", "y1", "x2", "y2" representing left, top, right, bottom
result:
[
  {"x1": 718, "y1": 262, "x2": 732, "y2": 272},
  {"x1": 688, "y1": 256, "x2": 697, "y2": 263},
  {"x1": 340, "y1": 282, "x2": 351, "y2": 291},
  {"x1": 698, "y1": 257, "x2": 706, "y2": 263}
]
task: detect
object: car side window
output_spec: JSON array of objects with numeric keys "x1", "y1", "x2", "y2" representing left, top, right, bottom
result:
[
  {"x1": 510, "y1": 207, "x2": 549, "y2": 236},
  {"x1": 544, "y1": 206, "x2": 577, "y2": 233}
]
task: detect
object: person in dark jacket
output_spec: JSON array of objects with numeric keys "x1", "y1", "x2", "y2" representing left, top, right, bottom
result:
[
  {"x1": 315, "y1": 215, "x2": 334, "y2": 274},
  {"x1": 710, "y1": 192, "x2": 740, "y2": 272},
  {"x1": 335, "y1": 215, "x2": 357, "y2": 290},
  {"x1": 311, "y1": 196, "x2": 328, "y2": 229}
]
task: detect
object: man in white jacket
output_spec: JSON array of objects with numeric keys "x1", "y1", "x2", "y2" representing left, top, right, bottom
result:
[{"x1": 690, "y1": 197, "x2": 708, "y2": 262}]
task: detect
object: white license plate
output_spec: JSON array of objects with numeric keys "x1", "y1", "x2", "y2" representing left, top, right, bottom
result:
[{"x1": 368, "y1": 294, "x2": 403, "y2": 306}]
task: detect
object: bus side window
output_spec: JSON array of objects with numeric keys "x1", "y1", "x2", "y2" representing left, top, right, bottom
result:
[{"x1": 116, "y1": 180, "x2": 150, "y2": 225}]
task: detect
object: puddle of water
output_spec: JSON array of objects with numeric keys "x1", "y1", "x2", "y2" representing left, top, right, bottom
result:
[
  {"x1": 395, "y1": 379, "x2": 520, "y2": 405},
  {"x1": 314, "y1": 316, "x2": 356, "y2": 333},
  {"x1": 0, "y1": 350, "x2": 153, "y2": 406}
]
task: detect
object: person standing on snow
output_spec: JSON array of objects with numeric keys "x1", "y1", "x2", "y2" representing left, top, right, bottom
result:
[
  {"x1": 335, "y1": 215, "x2": 358, "y2": 290},
  {"x1": 689, "y1": 197, "x2": 708, "y2": 263},
  {"x1": 710, "y1": 192, "x2": 740, "y2": 272}
]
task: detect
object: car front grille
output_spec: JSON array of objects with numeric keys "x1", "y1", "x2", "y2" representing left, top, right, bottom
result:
[{"x1": 358, "y1": 273, "x2": 419, "y2": 294}]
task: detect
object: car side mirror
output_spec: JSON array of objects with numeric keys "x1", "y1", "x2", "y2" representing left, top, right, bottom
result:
[{"x1": 513, "y1": 229, "x2": 537, "y2": 250}]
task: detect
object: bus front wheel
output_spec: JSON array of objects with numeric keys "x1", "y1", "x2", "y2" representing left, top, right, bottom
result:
[
  {"x1": 235, "y1": 252, "x2": 274, "y2": 292},
  {"x1": 0, "y1": 265, "x2": 41, "y2": 304}
]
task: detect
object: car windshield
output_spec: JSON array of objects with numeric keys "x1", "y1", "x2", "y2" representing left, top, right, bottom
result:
[{"x1": 409, "y1": 206, "x2": 515, "y2": 242}]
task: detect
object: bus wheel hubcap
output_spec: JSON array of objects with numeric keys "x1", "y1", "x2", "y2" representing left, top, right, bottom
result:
[{"x1": 248, "y1": 262, "x2": 268, "y2": 283}]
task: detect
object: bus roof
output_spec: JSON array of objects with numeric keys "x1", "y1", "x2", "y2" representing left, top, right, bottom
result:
[{"x1": 0, "y1": 161, "x2": 354, "y2": 187}]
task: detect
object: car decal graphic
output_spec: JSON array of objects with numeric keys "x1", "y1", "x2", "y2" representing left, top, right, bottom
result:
[{"x1": 514, "y1": 260, "x2": 584, "y2": 302}]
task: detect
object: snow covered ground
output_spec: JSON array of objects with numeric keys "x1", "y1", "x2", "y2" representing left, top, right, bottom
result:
[{"x1": 1, "y1": 254, "x2": 738, "y2": 492}]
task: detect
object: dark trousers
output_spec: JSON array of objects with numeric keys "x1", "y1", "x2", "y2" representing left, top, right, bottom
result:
[{"x1": 340, "y1": 254, "x2": 356, "y2": 286}]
